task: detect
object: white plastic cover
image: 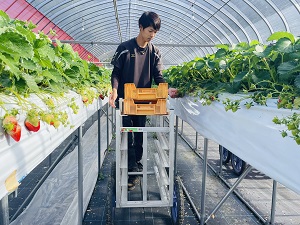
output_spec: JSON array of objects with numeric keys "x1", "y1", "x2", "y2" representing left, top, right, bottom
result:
[
  {"x1": 0, "y1": 91, "x2": 108, "y2": 200},
  {"x1": 9, "y1": 114, "x2": 112, "y2": 225},
  {"x1": 169, "y1": 94, "x2": 300, "y2": 194}
]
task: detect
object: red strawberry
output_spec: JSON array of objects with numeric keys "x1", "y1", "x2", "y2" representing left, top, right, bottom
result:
[
  {"x1": 2, "y1": 115, "x2": 18, "y2": 131},
  {"x1": 7, "y1": 124, "x2": 21, "y2": 142},
  {"x1": 82, "y1": 96, "x2": 89, "y2": 103},
  {"x1": 25, "y1": 119, "x2": 40, "y2": 132},
  {"x1": 99, "y1": 94, "x2": 104, "y2": 100}
]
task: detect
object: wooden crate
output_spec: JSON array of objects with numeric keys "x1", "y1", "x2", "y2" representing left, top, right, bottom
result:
[
  {"x1": 123, "y1": 99, "x2": 167, "y2": 115},
  {"x1": 124, "y1": 83, "x2": 168, "y2": 101}
]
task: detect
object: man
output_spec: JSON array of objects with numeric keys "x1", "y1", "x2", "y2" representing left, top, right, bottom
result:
[{"x1": 109, "y1": 11, "x2": 177, "y2": 190}]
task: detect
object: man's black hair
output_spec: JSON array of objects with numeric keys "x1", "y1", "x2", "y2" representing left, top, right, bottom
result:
[{"x1": 139, "y1": 11, "x2": 161, "y2": 31}]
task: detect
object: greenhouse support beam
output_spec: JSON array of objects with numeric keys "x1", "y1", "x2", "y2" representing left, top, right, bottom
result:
[
  {"x1": 200, "y1": 138, "x2": 208, "y2": 225},
  {"x1": 195, "y1": 148, "x2": 266, "y2": 224},
  {"x1": 78, "y1": 126, "x2": 83, "y2": 225},
  {"x1": 219, "y1": 146, "x2": 223, "y2": 176},
  {"x1": 111, "y1": 106, "x2": 114, "y2": 134},
  {"x1": 0, "y1": 194, "x2": 9, "y2": 225},
  {"x1": 174, "y1": 115, "x2": 179, "y2": 175},
  {"x1": 205, "y1": 165, "x2": 253, "y2": 224},
  {"x1": 178, "y1": 177, "x2": 201, "y2": 222},
  {"x1": 177, "y1": 118, "x2": 267, "y2": 224},
  {"x1": 270, "y1": 180, "x2": 278, "y2": 224},
  {"x1": 107, "y1": 104, "x2": 110, "y2": 153},
  {"x1": 51, "y1": 40, "x2": 215, "y2": 47},
  {"x1": 195, "y1": 132, "x2": 198, "y2": 151},
  {"x1": 98, "y1": 109, "x2": 101, "y2": 174}
]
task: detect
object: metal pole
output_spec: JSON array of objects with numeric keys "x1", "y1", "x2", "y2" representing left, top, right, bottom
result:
[
  {"x1": 78, "y1": 126, "x2": 83, "y2": 225},
  {"x1": 270, "y1": 180, "x2": 277, "y2": 224},
  {"x1": 174, "y1": 115, "x2": 179, "y2": 175},
  {"x1": 0, "y1": 195, "x2": 9, "y2": 225},
  {"x1": 178, "y1": 132, "x2": 196, "y2": 150},
  {"x1": 111, "y1": 104, "x2": 115, "y2": 133},
  {"x1": 180, "y1": 119, "x2": 184, "y2": 135},
  {"x1": 178, "y1": 177, "x2": 202, "y2": 221},
  {"x1": 200, "y1": 138, "x2": 208, "y2": 225},
  {"x1": 115, "y1": 108, "x2": 122, "y2": 207},
  {"x1": 178, "y1": 134, "x2": 267, "y2": 224},
  {"x1": 205, "y1": 165, "x2": 253, "y2": 224},
  {"x1": 107, "y1": 103, "x2": 109, "y2": 151},
  {"x1": 195, "y1": 132, "x2": 198, "y2": 151},
  {"x1": 142, "y1": 131, "x2": 148, "y2": 202},
  {"x1": 98, "y1": 109, "x2": 101, "y2": 173},
  {"x1": 219, "y1": 146, "x2": 223, "y2": 175}
]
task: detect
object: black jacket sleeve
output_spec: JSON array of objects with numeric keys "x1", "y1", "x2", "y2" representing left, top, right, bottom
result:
[
  {"x1": 110, "y1": 44, "x2": 127, "y2": 90},
  {"x1": 152, "y1": 45, "x2": 166, "y2": 84}
]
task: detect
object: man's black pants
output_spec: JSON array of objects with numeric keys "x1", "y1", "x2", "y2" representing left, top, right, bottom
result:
[{"x1": 122, "y1": 115, "x2": 146, "y2": 171}]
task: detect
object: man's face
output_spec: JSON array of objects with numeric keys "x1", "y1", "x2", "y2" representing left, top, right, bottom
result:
[{"x1": 140, "y1": 26, "x2": 157, "y2": 42}]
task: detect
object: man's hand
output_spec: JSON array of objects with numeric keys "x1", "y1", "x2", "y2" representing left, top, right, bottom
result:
[
  {"x1": 109, "y1": 88, "x2": 118, "y2": 107},
  {"x1": 168, "y1": 87, "x2": 178, "y2": 98}
]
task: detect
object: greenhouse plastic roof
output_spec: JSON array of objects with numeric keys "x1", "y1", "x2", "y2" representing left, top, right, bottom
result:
[{"x1": 26, "y1": 0, "x2": 300, "y2": 68}]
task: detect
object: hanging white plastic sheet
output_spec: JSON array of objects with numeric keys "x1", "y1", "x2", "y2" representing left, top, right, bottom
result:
[
  {"x1": 169, "y1": 93, "x2": 300, "y2": 195},
  {"x1": 9, "y1": 114, "x2": 111, "y2": 225},
  {"x1": 0, "y1": 91, "x2": 107, "y2": 200}
]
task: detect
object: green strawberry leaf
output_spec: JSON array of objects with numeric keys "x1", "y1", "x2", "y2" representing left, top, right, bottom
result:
[
  {"x1": 0, "y1": 52, "x2": 22, "y2": 79},
  {"x1": 0, "y1": 10, "x2": 10, "y2": 28},
  {"x1": 21, "y1": 73, "x2": 40, "y2": 92},
  {"x1": 42, "y1": 69, "x2": 63, "y2": 83},
  {"x1": 267, "y1": 31, "x2": 295, "y2": 43},
  {"x1": 278, "y1": 61, "x2": 300, "y2": 75},
  {"x1": 15, "y1": 25, "x2": 36, "y2": 43},
  {"x1": 274, "y1": 38, "x2": 294, "y2": 53},
  {"x1": 35, "y1": 44, "x2": 56, "y2": 62},
  {"x1": 0, "y1": 27, "x2": 34, "y2": 59},
  {"x1": 21, "y1": 58, "x2": 41, "y2": 71}
]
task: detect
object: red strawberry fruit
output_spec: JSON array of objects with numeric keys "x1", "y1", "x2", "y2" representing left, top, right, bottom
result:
[
  {"x1": 2, "y1": 115, "x2": 21, "y2": 142},
  {"x1": 7, "y1": 124, "x2": 21, "y2": 142},
  {"x1": 25, "y1": 119, "x2": 40, "y2": 132},
  {"x1": 99, "y1": 94, "x2": 104, "y2": 100}
]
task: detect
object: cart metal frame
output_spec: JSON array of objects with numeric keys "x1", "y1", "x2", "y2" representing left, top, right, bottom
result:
[{"x1": 114, "y1": 100, "x2": 175, "y2": 208}]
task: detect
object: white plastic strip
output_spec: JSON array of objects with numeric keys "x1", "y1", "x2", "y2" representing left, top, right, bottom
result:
[{"x1": 169, "y1": 94, "x2": 300, "y2": 194}]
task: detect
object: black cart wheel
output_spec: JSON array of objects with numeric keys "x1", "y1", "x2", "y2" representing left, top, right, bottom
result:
[
  {"x1": 231, "y1": 153, "x2": 246, "y2": 176},
  {"x1": 171, "y1": 176, "x2": 184, "y2": 225},
  {"x1": 219, "y1": 145, "x2": 231, "y2": 164},
  {"x1": 106, "y1": 162, "x2": 116, "y2": 225}
]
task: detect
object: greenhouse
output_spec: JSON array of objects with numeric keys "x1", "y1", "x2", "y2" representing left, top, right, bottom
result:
[{"x1": 0, "y1": 0, "x2": 300, "y2": 225}]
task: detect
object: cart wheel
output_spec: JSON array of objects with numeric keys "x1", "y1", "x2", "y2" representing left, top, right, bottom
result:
[
  {"x1": 231, "y1": 153, "x2": 246, "y2": 176},
  {"x1": 171, "y1": 176, "x2": 184, "y2": 225},
  {"x1": 219, "y1": 145, "x2": 231, "y2": 164},
  {"x1": 106, "y1": 162, "x2": 116, "y2": 225}
]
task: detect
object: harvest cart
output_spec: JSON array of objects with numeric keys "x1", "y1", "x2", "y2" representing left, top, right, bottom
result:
[{"x1": 106, "y1": 84, "x2": 184, "y2": 225}]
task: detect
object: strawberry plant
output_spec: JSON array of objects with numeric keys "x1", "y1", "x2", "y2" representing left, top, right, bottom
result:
[
  {"x1": 0, "y1": 10, "x2": 111, "y2": 134},
  {"x1": 2, "y1": 110, "x2": 21, "y2": 142},
  {"x1": 273, "y1": 113, "x2": 300, "y2": 144},
  {"x1": 164, "y1": 31, "x2": 300, "y2": 145}
]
